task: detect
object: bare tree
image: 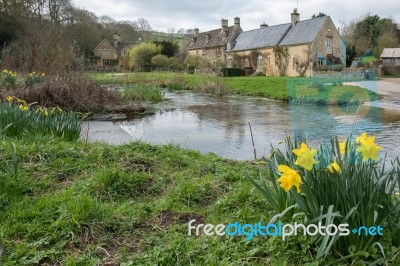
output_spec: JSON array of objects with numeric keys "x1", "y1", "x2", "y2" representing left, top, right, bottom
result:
[
  {"x1": 46, "y1": 0, "x2": 71, "y2": 24},
  {"x1": 137, "y1": 18, "x2": 151, "y2": 31}
]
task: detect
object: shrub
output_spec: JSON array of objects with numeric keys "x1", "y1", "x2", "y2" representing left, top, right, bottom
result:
[
  {"x1": 220, "y1": 68, "x2": 245, "y2": 77},
  {"x1": 249, "y1": 133, "x2": 400, "y2": 264},
  {"x1": 151, "y1": 54, "x2": 169, "y2": 70},
  {"x1": 184, "y1": 54, "x2": 210, "y2": 69},
  {"x1": 129, "y1": 42, "x2": 161, "y2": 69},
  {"x1": 2, "y1": 74, "x2": 122, "y2": 112}
]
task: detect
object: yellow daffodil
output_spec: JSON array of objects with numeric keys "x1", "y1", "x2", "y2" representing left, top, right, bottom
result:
[
  {"x1": 19, "y1": 104, "x2": 28, "y2": 111},
  {"x1": 357, "y1": 142, "x2": 382, "y2": 161},
  {"x1": 44, "y1": 108, "x2": 49, "y2": 116},
  {"x1": 41, "y1": 73, "x2": 45, "y2": 77},
  {"x1": 356, "y1": 132, "x2": 375, "y2": 145},
  {"x1": 328, "y1": 162, "x2": 341, "y2": 174},
  {"x1": 292, "y1": 143, "x2": 317, "y2": 171},
  {"x1": 277, "y1": 165, "x2": 303, "y2": 193},
  {"x1": 292, "y1": 143, "x2": 309, "y2": 157},
  {"x1": 355, "y1": 132, "x2": 382, "y2": 161},
  {"x1": 339, "y1": 141, "x2": 346, "y2": 154},
  {"x1": 6, "y1": 95, "x2": 13, "y2": 102}
]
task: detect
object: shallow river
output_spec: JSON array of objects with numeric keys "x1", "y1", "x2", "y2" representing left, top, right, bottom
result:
[{"x1": 85, "y1": 91, "x2": 400, "y2": 161}]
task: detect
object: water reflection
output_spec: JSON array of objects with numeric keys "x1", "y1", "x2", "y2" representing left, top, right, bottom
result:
[{"x1": 118, "y1": 91, "x2": 400, "y2": 161}]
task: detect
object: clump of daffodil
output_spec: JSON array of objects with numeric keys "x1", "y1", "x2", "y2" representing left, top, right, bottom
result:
[
  {"x1": 277, "y1": 165, "x2": 303, "y2": 193},
  {"x1": 327, "y1": 162, "x2": 341, "y2": 174},
  {"x1": 292, "y1": 143, "x2": 318, "y2": 171},
  {"x1": 1, "y1": 69, "x2": 17, "y2": 87},
  {"x1": 26, "y1": 71, "x2": 46, "y2": 86},
  {"x1": 356, "y1": 132, "x2": 382, "y2": 161}
]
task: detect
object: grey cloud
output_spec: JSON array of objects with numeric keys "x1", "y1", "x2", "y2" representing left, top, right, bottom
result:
[{"x1": 73, "y1": 0, "x2": 400, "y2": 32}]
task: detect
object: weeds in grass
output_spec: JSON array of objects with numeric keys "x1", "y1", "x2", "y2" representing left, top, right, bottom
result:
[
  {"x1": 122, "y1": 85, "x2": 164, "y2": 102},
  {"x1": 193, "y1": 77, "x2": 228, "y2": 96}
]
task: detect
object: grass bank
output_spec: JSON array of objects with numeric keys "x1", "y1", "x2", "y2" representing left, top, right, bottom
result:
[
  {"x1": 88, "y1": 72, "x2": 379, "y2": 104},
  {"x1": 0, "y1": 137, "x2": 320, "y2": 265}
]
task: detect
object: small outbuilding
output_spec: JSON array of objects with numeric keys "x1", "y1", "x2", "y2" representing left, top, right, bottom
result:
[{"x1": 380, "y1": 48, "x2": 400, "y2": 66}]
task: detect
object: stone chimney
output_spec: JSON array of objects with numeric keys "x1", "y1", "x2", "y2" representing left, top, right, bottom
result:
[
  {"x1": 291, "y1": 8, "x2": 300, "y2": 26},
  {"x1": 234, "y1": 17, "x2": 240, "y2": 28},
  {"x1": 192, "y1": 28, "x2": 199, "y2": 42},
  {"x1": 260, "y1": 22, "x2": 268, "y2": 29},
  {"x1": 114, "y1": 33, "x2": 121, "y2": 47},
  {"x1": 221, "y1": 19, "x2": 228, "y2": 30}
]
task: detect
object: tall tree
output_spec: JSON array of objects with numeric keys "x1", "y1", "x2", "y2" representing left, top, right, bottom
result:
[
  {"x1": 153, "y1": 40, "x2": 179, "y2": 57},
  {"x1": 312, "y1": 12, "x2": 327, "y2": 18}
]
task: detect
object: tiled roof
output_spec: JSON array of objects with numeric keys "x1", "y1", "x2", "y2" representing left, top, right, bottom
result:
[
  {"x1": 230, "y1": 24, "x2": 291, "y2": 51},
  {"x1": 114, "y1": 42, "x2": 131, "y2": 52},
  {"x1": 380, "y1": 48, "x2": 400, "y2": 58},
  {"x1": 279, "y1": 16, "x2": 328, "y2": 46},
  {"x1": 185, "y1": 26, "x2": 240, "y2": 50}
]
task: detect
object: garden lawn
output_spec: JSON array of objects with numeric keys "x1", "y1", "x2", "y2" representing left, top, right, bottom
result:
[
  {"x1": 87, "y1": 72, "x2": 379, "y2": 105},
  {"x1": 0, "y1": 137, "x2": 319, "y2": 265}
]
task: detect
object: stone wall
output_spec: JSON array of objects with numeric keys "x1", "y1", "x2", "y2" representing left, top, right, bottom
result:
[
  {"x1": 313, "y1": 68, "x2": 376, "y2": 80},
  {"x1": 381, "y1": 65, "x2": 400, "y2": 76}
]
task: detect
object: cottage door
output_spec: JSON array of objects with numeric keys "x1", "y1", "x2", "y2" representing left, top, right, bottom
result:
[{"x1": 326, "y1": 37, "x2": 333, "y2": 55}]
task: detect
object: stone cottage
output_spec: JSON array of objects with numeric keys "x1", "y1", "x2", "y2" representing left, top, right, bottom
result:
[
  {"x1": 93, "y1": 33, "x2": 134, "y2": 70},
  {"x1": 228, "y1": 9, "x2": 345, "y2": 76},
  {"x1": 184, "y1": 18, "x2": 243, "y2": 67},
  {"x1": 186, "y1": 9, "x2": 345, "y2": 76}
]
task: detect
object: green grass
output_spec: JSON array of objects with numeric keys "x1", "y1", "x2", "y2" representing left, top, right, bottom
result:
[
  {"x1": 0, "y1": 136, "x2": 324, "y2": 265},
  {"x1": 360, "y1": 56, "x2": 378, "y2": 63},
  {"x1": 122, "y1": 84, "x2": 165, "y2": 102},
  {"x1": 88, "y1": 72, "x2": 379, "y2": 105}
]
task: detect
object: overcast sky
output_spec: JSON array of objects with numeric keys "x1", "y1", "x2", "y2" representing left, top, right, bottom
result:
[{"x1": 72, "y1": 0, "x2": 400, "y2": 32}]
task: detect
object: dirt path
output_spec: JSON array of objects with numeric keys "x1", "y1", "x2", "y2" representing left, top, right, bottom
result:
[{"x1": 344, "y1": 78, "x2": 400, "y2": 111}]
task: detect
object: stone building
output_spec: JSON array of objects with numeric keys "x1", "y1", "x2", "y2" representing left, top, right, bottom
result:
[
  {"x1": 380, "y1": 48, "x2": 400, "y2": 66},
  {"x1": 186, "y1": 9, "x2": 345, "y2": 76},
  {"x1": 184, "y1": 17, "x2": 243, "y2": 67},
  {"x1": 93, "y1": 33, "x2": 134, "y2": 70}
]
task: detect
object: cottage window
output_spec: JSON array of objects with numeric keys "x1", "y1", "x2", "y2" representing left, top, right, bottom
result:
[
  {"x1": 216, "y1": 47, "x2": 221, "y2": 57},
  {"x1": 102, "y1": 59, "x2": 110, "y2": 66},
  {"x1": 101, "y1": 49, "x2": 110, "y2": 56},
  {"x1": 268, "y1": 56, "x2": 271, "y2": 68},
  {"x1": 227, "y1": 58, "x2": 233, "y2": 68},
  {"x1": 257, "y1": 56, "x2": 264, "y2": 72},
  {"x1": 244, "y1": 59, "x2": 250, "y2": 68},
  {"x1": 202, "y1": 49, "x2": 207, "y2": 55}
]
